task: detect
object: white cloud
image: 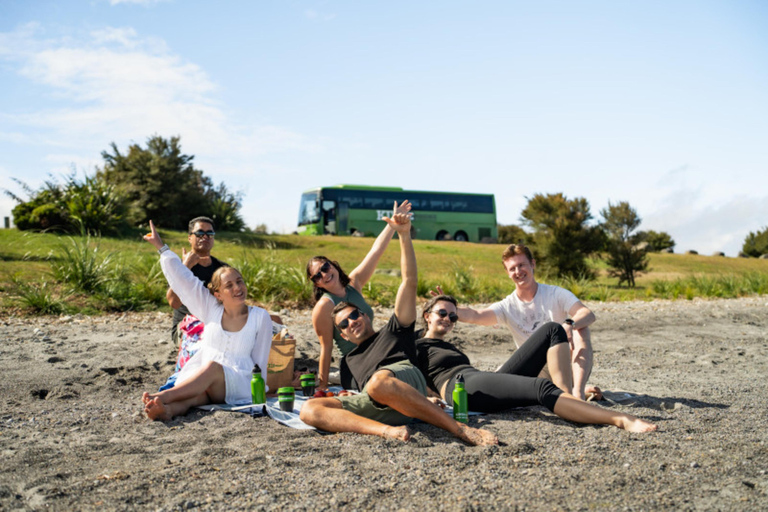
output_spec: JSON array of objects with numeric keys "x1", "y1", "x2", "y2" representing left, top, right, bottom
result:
[{"x1": 0, "y1": 23, "x2": 321, "y2": 165}]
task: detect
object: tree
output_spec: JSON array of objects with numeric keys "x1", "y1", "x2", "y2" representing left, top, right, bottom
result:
[
  {"x1": 600, "y1": 201, "x2": 649, "y2": 287},
  {"x1": 99, "y1": 136, "x2": 213, "y2": 230},
  {"x1": 520, "y1": 193, "x2": 604, "y2": 279},
  {"x1": 742, "y1": 227, "x2": 768, "y2": 257},
  {"x1": 5, "y1": 173, "x2": 128, "y2": 235},
  {"x1": 497, "y1": 224, "x2": 530, "y2": 245},
  {"x1": 638, "y1": 230, "x2": 675, "y2": 252},
  {"x1": 208, "y1": 182, "x2": 245, "y2": 232}
]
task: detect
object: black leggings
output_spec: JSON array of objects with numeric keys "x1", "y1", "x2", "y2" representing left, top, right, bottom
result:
[{"x1": 445, "y1": 322, "x2": 568, "y2": 413}]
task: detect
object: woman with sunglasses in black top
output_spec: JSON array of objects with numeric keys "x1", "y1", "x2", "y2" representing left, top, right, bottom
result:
[
  {"x1": 416, "y1": 295, "x2": 657, "y2": 432},
  {"x1": 306, "y1": 200, "x2": 412, "y2": 391}
]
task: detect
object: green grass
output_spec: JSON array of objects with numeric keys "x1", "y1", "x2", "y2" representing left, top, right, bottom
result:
[{"x1": 1, "y1": 227, "x2": 767, "y2": 316}]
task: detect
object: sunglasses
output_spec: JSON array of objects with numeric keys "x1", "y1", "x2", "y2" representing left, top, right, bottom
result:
[
  {"x1": 337, "y1": 309, "x2": 362, "y2": 331},
  {"x1": 191, "y1": 230, "x2": 215, "y2": 238},
  {"x1": 431, "y1": 309, "x2": 459, "y2": 323},
  {"x1": 310, "y1": 261, "x2": 333, "y2": 283}
]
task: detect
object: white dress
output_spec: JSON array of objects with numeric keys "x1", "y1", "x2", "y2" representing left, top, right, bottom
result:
[{"x1": 160, "y1": 251, "x2": 272, "y2": 404}]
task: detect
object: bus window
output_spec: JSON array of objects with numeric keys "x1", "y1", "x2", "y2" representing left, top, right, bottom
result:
[{"x1": 298, "y1": 192, "x2": 321, "y2": 226}]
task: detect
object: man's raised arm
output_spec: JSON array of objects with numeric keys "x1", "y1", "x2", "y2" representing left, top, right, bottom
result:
[{"x1": 382, "y1": 202, "x2": 417, "y2": 327}]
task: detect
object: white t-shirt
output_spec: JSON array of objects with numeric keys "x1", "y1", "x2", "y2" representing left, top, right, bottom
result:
[{"x1": 489, "y1": 283, "x2": 580, "y2": 348}]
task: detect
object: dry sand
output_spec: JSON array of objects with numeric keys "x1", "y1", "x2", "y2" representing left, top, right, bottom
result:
[{"x1": 1, "y1": 296, "x2": 767, "y2": 511}]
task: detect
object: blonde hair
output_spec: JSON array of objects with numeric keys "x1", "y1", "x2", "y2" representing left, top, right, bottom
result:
[{"x1": 206, "y1": 265, "x2": 239, "y2": 295}]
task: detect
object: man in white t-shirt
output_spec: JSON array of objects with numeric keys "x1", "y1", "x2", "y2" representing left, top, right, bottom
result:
[{"x1": 456, "y1": 244, "x2": 599, "y2": 401}]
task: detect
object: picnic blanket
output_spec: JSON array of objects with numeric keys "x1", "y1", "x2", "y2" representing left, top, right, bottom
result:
[{"x1": 197, "y1": 386, "x2": 481, "y2": 431}]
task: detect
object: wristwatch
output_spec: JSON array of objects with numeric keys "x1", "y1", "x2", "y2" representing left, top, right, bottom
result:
[
  {"x1": 564, "y1": 319, "x2": 574, "y2": 326},
  {"x1": 157, "y1": 244, "x2": 170, "y2": 255}
]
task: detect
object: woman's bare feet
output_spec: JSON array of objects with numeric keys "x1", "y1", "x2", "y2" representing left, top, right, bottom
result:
[
  {"x1": 141, "y1": 391, "x2": 160, "y2": 405},
  {"x1": 620, "y1": 416, "x2": 658, "y2": 433},
  {"x1": 144, "y1": 397, "x2": 173, "y2": 421},
  {"x1": 382, "y1": 425, "x2": 412, "y2": 442},
  {"x1": 455, "y1": 424, "x2": 499, "y2": 446}
]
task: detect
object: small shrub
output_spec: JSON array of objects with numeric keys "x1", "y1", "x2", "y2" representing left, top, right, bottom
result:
[
  {"x1": 8, "y1": 275, "x2": 67, "y2": 314},
  {"x1": 50, "y1": 234, "x2": 113, "y2": 293}
]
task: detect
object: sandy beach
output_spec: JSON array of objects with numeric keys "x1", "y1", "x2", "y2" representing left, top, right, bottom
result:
[{"x1": 1, "y1": 296, "x2": 767, "y2": 511}]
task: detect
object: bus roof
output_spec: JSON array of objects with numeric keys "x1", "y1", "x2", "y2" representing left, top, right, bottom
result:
[{"x1": 302, "y1": 185, "x2": 493, "y2": 197}]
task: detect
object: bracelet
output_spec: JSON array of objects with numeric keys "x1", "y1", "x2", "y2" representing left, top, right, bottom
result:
[
  {"x1": 564, "y1": 318, "x2": 574, "y2": 326},
  {"x1": 157, "y1": 244, "x2": 170, "y2": 255}
]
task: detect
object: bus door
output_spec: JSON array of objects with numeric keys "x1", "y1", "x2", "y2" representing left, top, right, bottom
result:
[{"x1": 337, "y1": 202, "x2": 349, "y2": 234}]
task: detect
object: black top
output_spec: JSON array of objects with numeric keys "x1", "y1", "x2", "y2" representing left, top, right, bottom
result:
[
  {"x1": 415, "y1": 337, "x2": 473, "y2": 394},
  {"x1": 340, "y1": 315, "x2": 417, "y2": 391},
  {"x1": 171, "y1": 255, "x2": 226, "y2": 336}
]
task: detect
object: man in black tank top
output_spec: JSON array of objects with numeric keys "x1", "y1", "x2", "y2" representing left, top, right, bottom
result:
[{"x1": 299, "y1": 203, "x2": 498, "y2": 446}]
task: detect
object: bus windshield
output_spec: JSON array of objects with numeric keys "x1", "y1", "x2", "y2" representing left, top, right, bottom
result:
[{"x1": 298, "y1": 191, "x2": 320, "y2": 226}]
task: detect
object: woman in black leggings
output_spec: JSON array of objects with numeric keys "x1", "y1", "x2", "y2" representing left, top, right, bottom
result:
[{"x1": 416, "y1": 295, "x2": 657, "y2": 432}]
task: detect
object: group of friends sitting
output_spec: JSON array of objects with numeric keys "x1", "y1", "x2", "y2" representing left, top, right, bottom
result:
[{"x1": 141, "y1": 201, "x2": 657, "y2": 446}]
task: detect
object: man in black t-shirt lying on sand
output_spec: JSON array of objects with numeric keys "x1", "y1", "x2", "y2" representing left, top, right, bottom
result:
[{"x1": 299, "y1": 206, "x2": 497, "y2": 446}]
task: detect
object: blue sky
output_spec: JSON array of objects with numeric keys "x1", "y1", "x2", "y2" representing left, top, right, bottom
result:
[{"x1": 1, "y1": 0, "x2": 767, "y2": 256}]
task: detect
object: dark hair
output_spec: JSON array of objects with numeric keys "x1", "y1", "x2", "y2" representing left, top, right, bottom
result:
[
  {"x1": 501, "y1": 244, "x2": 534, "y2": 265},
  {"x1": 331, "y1": 301, "x2": 359, "y2": 326},
  {"x1": 306, "y1": 256, "x2": 351, "y2": 302},
  {"x1": 189, "y1": 216, "x2": 215, "y2": 233},
  {"x1": 421, "y1": 294, "x2": 458, "y2": 326}
]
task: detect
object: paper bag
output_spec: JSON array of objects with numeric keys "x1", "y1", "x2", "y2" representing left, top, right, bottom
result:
[{"x1": 267, "y1": 328, "x2": 295, "y2": 391}]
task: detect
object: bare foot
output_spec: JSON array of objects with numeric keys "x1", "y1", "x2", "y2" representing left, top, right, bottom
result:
[
  {"x1": 382, "y1": 425, "x2": 412, "y2": 442},
  {"x1": 620, "y1": 416, "x2": 658, "y2": 433},
  {"x1": 586, "y1": 386, "x2": 603, "y2": 401},
  {"x1": 141, "y1": 391, "x2": 156, "y2": 405},
  {"x1": 455, "y1": 423, "x2": 499, "y2": 446},
  {"x1": 144, "y1": 397, "x2": 173, "y2": 421}
]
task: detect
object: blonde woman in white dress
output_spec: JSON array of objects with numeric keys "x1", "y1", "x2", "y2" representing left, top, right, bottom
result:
[{"x1": 142, "y1": 220, "x2": 272, "y2": 421}]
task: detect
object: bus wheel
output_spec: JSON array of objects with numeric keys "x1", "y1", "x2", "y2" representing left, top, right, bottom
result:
[
  {"x1": 454, "y1": 231, "x2": 469, "y2": 242},
  {"x1": 436, "y1": 230, "x2": 449, "y2": 241}
]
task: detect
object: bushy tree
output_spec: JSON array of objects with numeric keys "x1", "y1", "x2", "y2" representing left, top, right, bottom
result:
[
  {"x1": 638, "y1": 230, "x2": 676, "y2": 252},
  {"x1": 497, "y1": 224, "x2": 530, "y2": 245},
  {"x1": 742, "y1": 227, "x2": 768, "y2": 257},
  {"x1": 208, "y1": 183, "x2": 246, "y2": 232},
  {"x1": 5, "y1": 173, "x2": 128, "y2": 235},
  {"x1": 98, "y1": 135, "x2": 245, "y2": 232},
  {"x1": 521, "y1": 193, "x2": 604, "y2": 279},
  {"x1": 600, "y1": 201, "x2": 649, "y2": 287},
  {"x1": 98, "y1": 136, "x2": 212, "y2": 230}
]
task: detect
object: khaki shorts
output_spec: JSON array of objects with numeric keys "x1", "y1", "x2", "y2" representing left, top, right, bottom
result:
[{"x1": 337, "y1": 361, "x2": 427, "y2": 426}]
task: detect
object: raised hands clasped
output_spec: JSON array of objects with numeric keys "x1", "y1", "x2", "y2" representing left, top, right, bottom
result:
[{"x1": 381, "y1": 200, "x2": 412, "y2": 234}]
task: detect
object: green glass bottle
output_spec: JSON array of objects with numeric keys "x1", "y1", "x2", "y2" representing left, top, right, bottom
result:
[
  {"x1": 452, "y1": 374, "x2": 468, "y2": 423},
  {"x1": 251, "y1": 364, "x2": 266, "y2": 404}
]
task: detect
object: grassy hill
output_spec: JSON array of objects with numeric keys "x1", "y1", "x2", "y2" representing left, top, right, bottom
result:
[{"x1": 2, "y1": 228, "x2": 767, "y2": 315}]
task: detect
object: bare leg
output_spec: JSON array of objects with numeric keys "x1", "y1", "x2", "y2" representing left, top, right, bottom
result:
[
  {"x1": 299, "y1": 397, "x2": 412, "y2": 441},
  {"x1": 571, "y1": 327, "x2": 593, "y2": 400},
  {"x1": 546, "y1": 342, "x2": 573, "y2": 395},
  {"x1": 141, "y1": 361, "x2": 227, "y2": 421},
  {"x1": 552, "y1": 393, "x2": 657, "y2": 433},
  {"x1": 367, "y1": 371, "x2": 498, "y2": 446}
]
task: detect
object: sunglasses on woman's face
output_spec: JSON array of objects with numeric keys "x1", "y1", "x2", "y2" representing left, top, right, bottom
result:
[
  {"x1": 337, "y1": 309, "x2": 362, "y2": 331},
  {"x1": 310, "y1": 261, "x2": 333, "y2": 283},
  {"x1": 191, "y1": 230, "x2": 215, "y2": 238},
  {"x1": 432, "y1": 309, "x2": 459, "y2": 323}
]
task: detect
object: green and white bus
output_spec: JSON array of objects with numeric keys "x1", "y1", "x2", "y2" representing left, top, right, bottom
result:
[{"x1": 297, "y1": 185, "x2": 497, "y2": 242}]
